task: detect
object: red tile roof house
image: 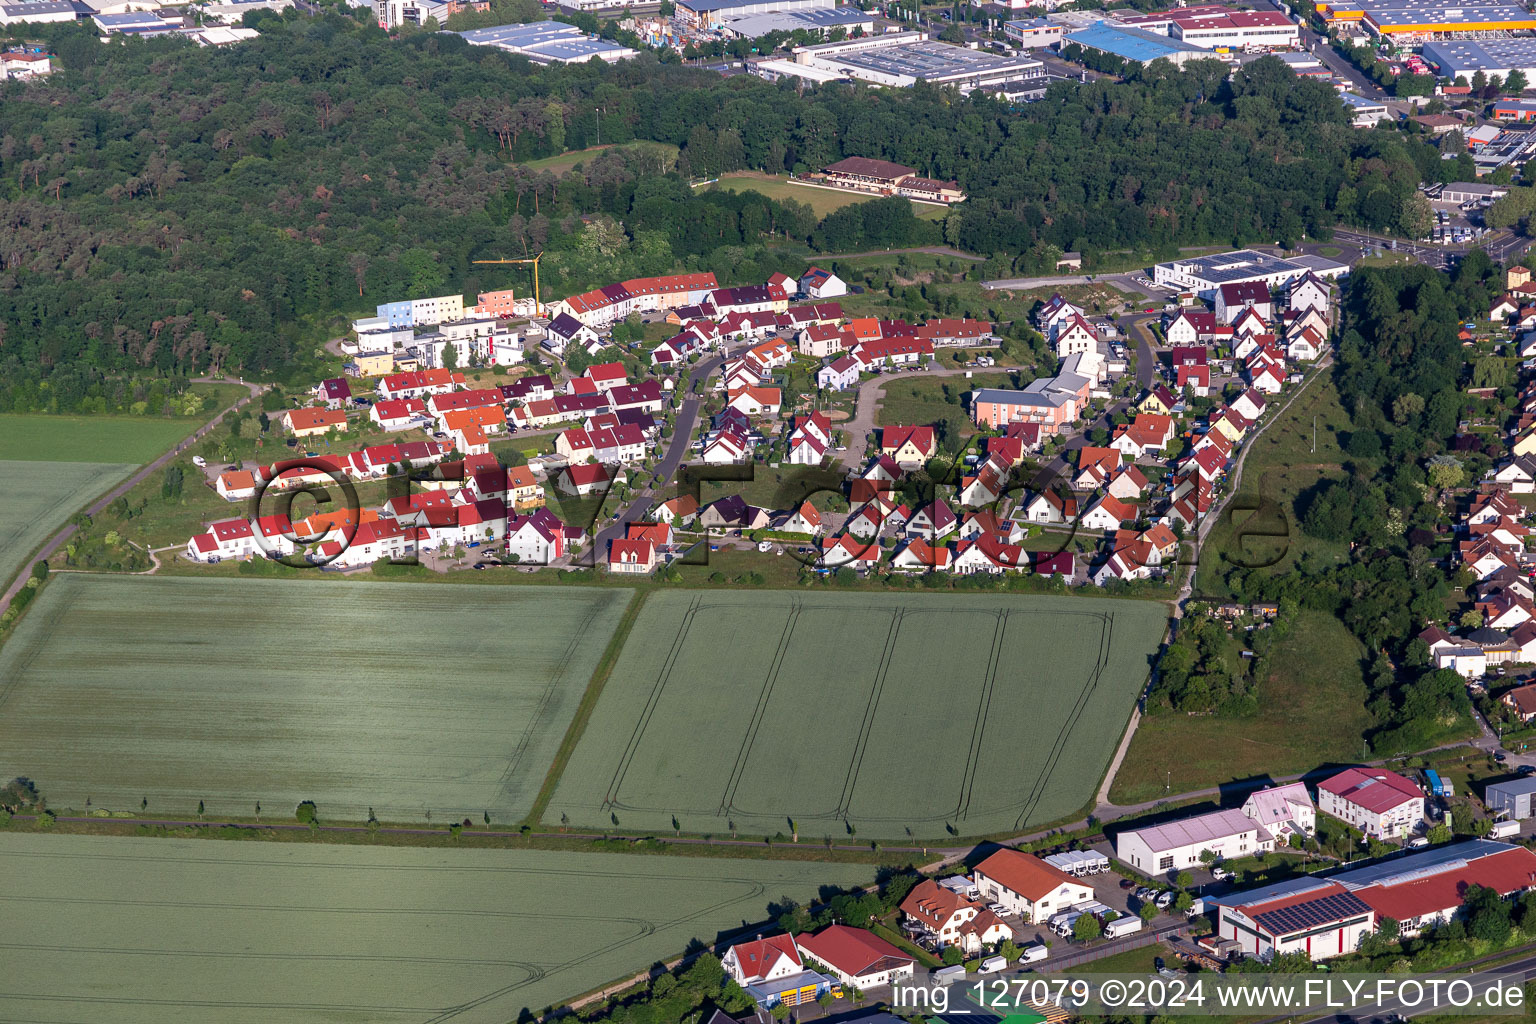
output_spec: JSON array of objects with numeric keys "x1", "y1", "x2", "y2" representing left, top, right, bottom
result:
[
  {"x1": 370, "y1": 397, "x2": 427, "y2": 431},
  {"x1": 881, "y1": 425, "x2": 937, "y2": 470},
  {"x1": 795, "y1": 925, "x2": 915, "y2": 992},
  {"x1": 185, "y1": 517, "x2": 257, "y2": 562},
  {"x1": 899, "y1": 879, "x2": 1012, "y2": 954},
  {"x1": 608, "y1": 537, "x2": 657, "y2": 575},
  {"x1": 215, "y1": 470, "x2": 257, "y2": 502},
  {"x1": 1316, "y1": 767, "x2": 1425, "y2": 840},
  {"x1": 721, "y1": 934, "x2": 839, "y2": 1009},
  {"x1": 557, "y1": 463, "x2": 615, "y2": 497}
]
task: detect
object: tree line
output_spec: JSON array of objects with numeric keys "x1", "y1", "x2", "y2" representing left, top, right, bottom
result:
[{"x1": 0, "y1": 13, "x2": 1447, "y2": 410}]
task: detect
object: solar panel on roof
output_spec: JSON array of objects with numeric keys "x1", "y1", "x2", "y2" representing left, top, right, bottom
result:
[{"x1": 1252, "y1": 891, "x2": 1371, "y2": 937}]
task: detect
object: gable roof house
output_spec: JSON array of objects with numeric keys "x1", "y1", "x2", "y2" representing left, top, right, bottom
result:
[
  {"x1": 795, "y1": 926, "x2": 915, "y2": 991},
  {"x1": 899, "y1": 879, "x2": 1012, "y2": 954},
  {"x1": 1216, "y1": 281, "x2": 1273, "y2": 325},
  {"x1": 881, "y1": 425, "x2": 936, "y2": 470}
]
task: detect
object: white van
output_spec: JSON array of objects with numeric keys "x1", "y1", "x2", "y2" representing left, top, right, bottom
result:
[
  {"x1": 934, "y1": 964, "x2": 967, "y2": 985},
  {"x1": 978, "y1": 955, "x2": 1009, "y2": 974},
  {"x1": 192, "y1": 455, "x2": 207, "y2": 468},
  {"x1": 1019, "y1": 943, "x2": 1049, "y2": 965}
]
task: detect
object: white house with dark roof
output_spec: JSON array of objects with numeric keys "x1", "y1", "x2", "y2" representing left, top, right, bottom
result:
[{"x1": 1114, "y1": 807, "x2": 1265, "y2": 875}]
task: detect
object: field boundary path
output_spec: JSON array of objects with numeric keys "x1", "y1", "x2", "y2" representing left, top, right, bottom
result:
[{"x1": 0, "y1": 377, "x2": 266, "y2": 618}]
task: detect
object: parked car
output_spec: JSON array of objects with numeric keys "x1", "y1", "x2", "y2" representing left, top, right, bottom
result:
[
  {"x1": 192, "y1": 455, "x2": 207, "y2": 468},
  {"x1": 1210, "y1": 867, "x2": 1232, "y2": 882},
  {"x1": 1155, "y1": 891, "x2": 1175, "y2": 909}
]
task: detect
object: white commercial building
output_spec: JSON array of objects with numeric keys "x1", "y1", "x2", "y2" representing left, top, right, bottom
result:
[
  {"x1": 973, "y1": 848, "x2": 1094, "y2": 924},
  {"x1": 1152, "y1": 248, "x2": 1348, "y2": 300},
  {"x1": 1316, "y1": 767, "x2": 1424, "y2": 840},
  {"x1": 1114, "y1": 807, "x2": 1265, "y2": 875}
]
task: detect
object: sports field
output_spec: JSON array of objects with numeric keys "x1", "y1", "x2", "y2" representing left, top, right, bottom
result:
[
  {"x1": 0, "y1": 413, "x2": 196, "y2": 463},
  {"x1": 708, "y1": 172, "x2": 949, "y2": 221},
  {"x1": 0, "y1": 460, "x2": 134, "y2": 586},
  {"x1": 0, "y1": 834, "x2": 873, "y2": 1024},
  {"x1": 548, "y1": 591, "x2": 1167, "y2": 839},
  {"x1": 0, "y1": 575, "x2": 633, "y2": 822}
]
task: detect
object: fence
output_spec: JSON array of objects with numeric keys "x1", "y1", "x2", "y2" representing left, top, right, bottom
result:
[{"x1": 1038, "y1": 921, "x2": 1191, "y2": 973}]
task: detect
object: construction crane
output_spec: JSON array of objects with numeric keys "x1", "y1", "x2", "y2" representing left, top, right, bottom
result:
[{"x1": 472, "y1": 253, "x2": 544, "y2": 317}]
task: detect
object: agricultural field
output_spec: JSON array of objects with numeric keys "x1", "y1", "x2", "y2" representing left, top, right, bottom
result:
[
  {"x1": 547, "y1": 591, "x2": 1167, "y2": 839},
  {"x1": 0, "y1": 575, "x2": 633, "y2": 822},
  {"x1": 708, "y1": 172, "x2": 948, "y2": 221},
  {"x1": 0, "y1": 414, "x2": 199, "y2": 464},
  {"x1": 0, "y1": 461, "x2": 134, "y2": 586},
  {"x1": 0, "y1": 833, "x2": 874, "y2": 1024}
]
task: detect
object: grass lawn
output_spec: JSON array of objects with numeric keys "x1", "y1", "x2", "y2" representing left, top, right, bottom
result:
[
  {"x1": 874, "y1": 373, "x2": 1014, "y2": 429},
  {"x1": 1062, "y1": 942, "x2": 1171, "y2": 974},
  {"x1": 0, "y1": 832, "x2": 875, "y2": 1024},
  {"x1": 0, "y1": 575, "x2": 635, "y2": 823},
  {"x1": 1110, "y1": 609, "x2": 1374, "y2": 804},
  {"x1": 0, "y1": 414, "x2": 202, "y2": 464},
  {"x1": 522, "y1": 140, "x2": 678, "y2": 176},
  {"x1": 548, "y1": 590, "x2": 1167, "y2": 840},
  {"x1": 709, "y1": 171, "x2": 948, "y2": 221},
  {"x1": 0, "y1": 461, "x2": 136, "y2": 586},
  {"x1": 1194, "y1": 378, "x2": 1352, "y2": 602}
]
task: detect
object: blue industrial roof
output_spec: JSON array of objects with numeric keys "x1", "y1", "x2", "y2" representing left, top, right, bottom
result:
[{"x1": 1065, "y1": 20, "x2": 1205, "y2": 63}]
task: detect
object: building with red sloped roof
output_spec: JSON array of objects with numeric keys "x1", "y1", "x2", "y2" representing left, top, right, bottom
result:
[
  {"x1": 723, "y1": 934, "x2": 802, "y2": 988},
  {"x1": 974, "y1": 848, "x2": 1093, "y2": 924},
  {"x1": 1317, "y1": 768, "x2": 1425, "y2": 840},
  {"x1": 608, "y1": 537, "x2": 656, "y2": 575},
  {"x1": 794, "y1": 925, "x2": 915, "y2": 990}
]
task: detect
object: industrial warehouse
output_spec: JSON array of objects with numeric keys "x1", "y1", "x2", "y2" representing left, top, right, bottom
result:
[
  {"x1": 1063, "y1": 20, "x2": 1210, "y2": 66},
  {"x1": 774, "y1": 32, "x2": 1045, "y2": 89},
  {"x1": 1317, "y1": 0, "x2": 1536, "y2": 40},
  {"x1": 454, "y1": 21, "x2": 638, "y2": 62},
  {"x1": 1423, "y1": 38, "x2": 1536, "y2": 81},
  {"x1": 1153, "y1": 249, "x2": 1349, "y2": 298}
]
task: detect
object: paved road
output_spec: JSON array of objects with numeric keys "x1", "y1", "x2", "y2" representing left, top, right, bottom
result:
[
  {"x1": 587, "y1": 350, "x2": 726, "y2": 560},
  {"x1": 836, "y1": 364, "x2": 1003, "y2": 468},
  {"x1": 0, "y1": 377, "x2": 267, "y2": 618},
  {"x1": 983, "y1": 273, "x2": 1159, "y2": 298},
  {"x1": 823, "y1": 245, "x2": 983, "y2": 262}
]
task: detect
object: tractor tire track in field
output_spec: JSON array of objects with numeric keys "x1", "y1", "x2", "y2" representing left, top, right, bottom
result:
[
  {"x1": 835, "y1": 607, "x2": 903, "y2": 820},
  {"x1": 603, "y1": 594, "x2": 701, "y2": 809},
  {"x1": 1011, "y1": 612, "x2": 1115, "y2": 830},
  {"x1": 495, "y1": 592, "x2": 617, "y2": 807},
  {"x1": 955, "y1": 609, "x2": 1009, "y2": 823},
  {"x1": 422, "y1": 882, "x2": 766, "y2": 1024},
  {"x1": 719, "y1": 599, "x2": 801, "y2": 816}
]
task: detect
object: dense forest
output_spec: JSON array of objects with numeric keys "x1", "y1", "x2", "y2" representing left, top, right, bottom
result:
[
  {"x1": 0, "y1": 12, "x2": 1452, "y2": 408},
  {"x1": 1219, "y1": 258, "x2": 1503, "y2": 753}
]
